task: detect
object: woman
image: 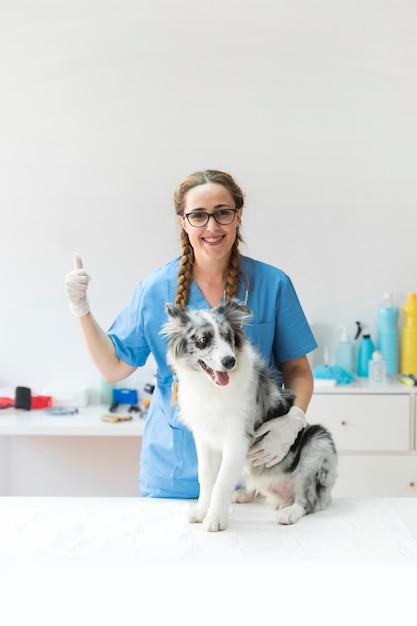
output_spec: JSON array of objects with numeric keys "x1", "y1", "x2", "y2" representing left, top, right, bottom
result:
[{"x1": 65, "y1": 170, "x2": 317, "y2": 498}]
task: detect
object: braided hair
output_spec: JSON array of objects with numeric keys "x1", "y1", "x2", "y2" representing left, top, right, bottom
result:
[{"x1": 173, "y1": 170, "x2": 245, "y2": 307}]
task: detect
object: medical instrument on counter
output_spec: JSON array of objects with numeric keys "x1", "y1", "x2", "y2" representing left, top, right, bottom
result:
[
  {"x1": 109, "y1": 388, "x2": 140, "y2": 413},
  {"x1": 43, "y1": 407, "x2": 79, "y2": 415}
]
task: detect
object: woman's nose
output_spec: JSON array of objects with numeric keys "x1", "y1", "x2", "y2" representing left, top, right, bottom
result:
[{"x1": 205, "y1": 215, "x2": 221, "y2": 230}]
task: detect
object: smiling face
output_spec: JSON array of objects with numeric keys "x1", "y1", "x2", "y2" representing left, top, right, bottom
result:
[{"x1": 178, "y1": 182, "x2": 242, "y2": 267}]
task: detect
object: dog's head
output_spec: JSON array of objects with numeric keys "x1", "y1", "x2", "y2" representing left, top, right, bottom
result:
[{"x1": 161, "y1": 298, "x2": 252, "y2": 387}]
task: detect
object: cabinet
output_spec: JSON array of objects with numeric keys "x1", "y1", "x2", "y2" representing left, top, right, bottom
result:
[
  {"x1": 308, "y1": 385, "x2": 417, "y2": 497},
  {"x1": 2, "y1": 390, "x2": 417, "y2": 498},
  {"x1": 0, "y1": 406, "x2": 145, "y2": 496}
]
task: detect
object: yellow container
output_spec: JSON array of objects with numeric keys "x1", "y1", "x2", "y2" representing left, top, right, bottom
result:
[{"x1": 400, "y1": 293, "x2": 417, "y2": 376}]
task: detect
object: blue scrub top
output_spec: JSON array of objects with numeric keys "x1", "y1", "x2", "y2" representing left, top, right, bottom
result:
[{"x1": 107, "y1": 255, "x2": 317, "y2": 499}]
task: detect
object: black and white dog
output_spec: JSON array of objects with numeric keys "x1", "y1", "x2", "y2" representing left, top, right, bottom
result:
[{"x1": 162, "y1": 298, "x2": 337, "y2": 532}]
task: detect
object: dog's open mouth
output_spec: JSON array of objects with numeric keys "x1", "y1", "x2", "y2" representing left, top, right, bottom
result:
[{"x1": 198, "y1": 360, "x2": 230, "y2": 387}]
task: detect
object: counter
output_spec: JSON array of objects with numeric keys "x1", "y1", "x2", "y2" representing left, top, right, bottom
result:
[
  {"x1": 0, "y1": 406, "x2": 145, "y2": 496},
  {"x1": 313, "y1": 378, "x2": 417, "y2": 394},
  {"x1": 0, "y1": 404, "x2": 146, "y2": 436}
]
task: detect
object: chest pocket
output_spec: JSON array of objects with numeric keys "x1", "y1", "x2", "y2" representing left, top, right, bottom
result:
[{"x1": 245, "y1": 322, "x2": 275, "y2": 364}]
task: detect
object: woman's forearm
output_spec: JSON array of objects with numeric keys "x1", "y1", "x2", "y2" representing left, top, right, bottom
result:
[
  {"x1": 77, "y1": 312, "x2": 137, "y2": 382},
  {"x1": 280, "y1": 355, "x2": 314, "y2": 413}
]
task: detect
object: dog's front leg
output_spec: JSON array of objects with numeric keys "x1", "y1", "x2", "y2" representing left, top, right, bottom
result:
[
  {"x1": 203, "y1": 442, "x2": 247, "y2": 532},
  {"x1": 188, "y1": 438, "x2": 221, "y2": 525}
]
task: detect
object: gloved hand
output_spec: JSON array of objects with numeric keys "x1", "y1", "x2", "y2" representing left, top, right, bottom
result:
[
  {"x1": 64, "y1": 253, "x2": 91, "y2": 317},
  {"x1": 247, "y1": 406, "x2": 307, "y2": 468}
]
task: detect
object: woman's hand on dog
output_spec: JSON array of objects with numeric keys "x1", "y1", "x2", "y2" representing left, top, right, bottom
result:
[
  {"x1": 65, "y1": 253, "x2": 91, "y2": 317},
  {"x1": 247, "y1": 407, "x2": 307, "y2": 468}
]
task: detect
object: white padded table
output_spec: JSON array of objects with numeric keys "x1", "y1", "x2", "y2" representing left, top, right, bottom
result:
[{"x1": 1, "y1": 497, "x2": 416, "y2": 625}]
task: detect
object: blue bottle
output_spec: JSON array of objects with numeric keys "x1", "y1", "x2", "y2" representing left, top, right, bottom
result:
[
  {"x1": 378, "y1": 293, "x2": 399, "y2": 377},
  {"x1": 356, "y1": 322, "x2": 375, "y2": 377}
]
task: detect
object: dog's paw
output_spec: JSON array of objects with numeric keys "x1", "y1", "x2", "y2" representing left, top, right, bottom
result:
[
  {"x1": 202, "y1": 514, "x2": 227, "y2": 532},
  {"x1": 187, "y1": 505, "x2": 207, "y2": 524},
  {"x1": 232, "y1": 488, "x2": 254, "y2": 504},
  {"x1": 277, "y1": 503, "x2": 305, "y2": 525}
]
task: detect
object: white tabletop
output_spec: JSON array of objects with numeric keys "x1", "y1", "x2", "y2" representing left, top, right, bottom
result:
[
  {"x1": 1, "y1": 495, "x2": 417, "y2": 561},
  {"x1": 1, "y1": 496, "x2": 416, "y2": 624}
]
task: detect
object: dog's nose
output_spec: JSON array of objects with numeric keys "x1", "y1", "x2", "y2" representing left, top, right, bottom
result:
[{"x1": 222, "y1": 356, "x2": 236, "y2": 370}]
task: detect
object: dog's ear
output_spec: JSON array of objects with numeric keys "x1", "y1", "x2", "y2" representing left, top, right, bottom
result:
[
  {"x1": 215, "y1": 298, "x2": 252, "y2": 326},
  {"x1": 165, "y1": 303, "x2": 177, "y2": 318},
  {"x1": 161, "y1": 304, "x2": 191, "y2": 360},
  {"x1": 165, "y1": 303, "x2": 189, "y2": 323},
  {"x1": 162, "y1": 304, "x2": 191, "y2": 339}
]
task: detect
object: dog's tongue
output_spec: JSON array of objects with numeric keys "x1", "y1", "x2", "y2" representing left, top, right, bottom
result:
[{"x1": 214, "y1": 371, "x2": 230, "y2": 386}]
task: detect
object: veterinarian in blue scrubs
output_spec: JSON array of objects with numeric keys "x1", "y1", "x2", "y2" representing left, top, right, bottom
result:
[{"x1": 65, "y1": 170, "x2": 317, "y2": 498}]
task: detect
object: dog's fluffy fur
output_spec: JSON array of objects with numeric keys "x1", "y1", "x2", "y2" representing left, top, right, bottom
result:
[{"x1": 162, "y1": 298, "x2": 337, "y2": 532}]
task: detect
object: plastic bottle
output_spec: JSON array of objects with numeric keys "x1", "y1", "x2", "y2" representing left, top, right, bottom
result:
[
  {"x1": 378, "y1": 293, "x2": 399, "y2": 377},
  {"x1": 400, "y1": 293, "x2": 417, "y2": 376},
  {"x1": 100, "y1": 377, "x2": 114, "y2": 405},
  {"x1": 335, "y1": 325, "x2": 354, "y2": 374},
  {"x1": 369, "y1": 350, "x2": 386, "y2": 386},
  {"x1": 356, "y1": 322, "x2": 375, "y2": 377}
]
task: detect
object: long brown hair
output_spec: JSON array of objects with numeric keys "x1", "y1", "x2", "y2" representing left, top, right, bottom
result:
[{"x1": 173, "y1": 170, "x2": 245, "y2": 307}]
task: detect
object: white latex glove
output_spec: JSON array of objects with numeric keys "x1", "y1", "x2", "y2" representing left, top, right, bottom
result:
[
  {"x1": 247, "y1": 406, "x2": 307, "y2": 468},
  {"x1": 64, "y1": 253, "x2": 91, "y2": 317}
]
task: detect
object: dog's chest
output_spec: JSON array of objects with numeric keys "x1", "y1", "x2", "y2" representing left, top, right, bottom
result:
[{"x1": 178, "y1": 383, "x2": 253, "y2": 444}]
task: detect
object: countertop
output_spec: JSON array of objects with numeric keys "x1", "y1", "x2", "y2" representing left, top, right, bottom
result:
[
  {"x1": 1, "y1": 380, "x2": 415, "y2": 437},
  {"x1": 0, "y1": 404, "x2": 146, "y2": 436},
  {"x1": 313, "y1": 378, "x2": 417, "y2": 394}
]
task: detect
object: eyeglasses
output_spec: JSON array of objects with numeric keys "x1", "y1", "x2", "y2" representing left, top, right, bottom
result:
[{"x1": 183, "y1": 208, "x2": 239, "y2": 228}]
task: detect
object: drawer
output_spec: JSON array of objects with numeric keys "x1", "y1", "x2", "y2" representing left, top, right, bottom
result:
[
  {"x1": 330, "y1": 455, "x2": 417, "y2": 497},
  {"x1": 308, "y1": 394, "x2": 411, "y2": 452}
]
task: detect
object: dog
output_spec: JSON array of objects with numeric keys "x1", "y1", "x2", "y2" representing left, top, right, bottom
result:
[{"x1": 162, "y1": 298, "x2": 337, "y2": 532}]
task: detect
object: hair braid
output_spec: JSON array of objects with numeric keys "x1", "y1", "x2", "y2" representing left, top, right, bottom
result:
[
  {"x1": 224, "y1": 239, "x2": 241, "y2": 300},
  {"x1": 175, "y1": 231, "x2": 195, "y2": 306}
]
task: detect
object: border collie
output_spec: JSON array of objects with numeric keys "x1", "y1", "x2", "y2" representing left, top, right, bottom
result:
[{"x1": 162, "y1": 298, "x2": 337, "y2": 532}]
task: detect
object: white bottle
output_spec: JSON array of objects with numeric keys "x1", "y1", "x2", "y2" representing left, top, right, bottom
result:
[
  {"x1": 335, "y1": 325, "x2": 354, "y2": 374},
  {"x1": 369, "y1": 350, "x2": 387, "y2": 386}
]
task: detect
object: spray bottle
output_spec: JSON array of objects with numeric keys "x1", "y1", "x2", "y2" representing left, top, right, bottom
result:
[{"x1": 355, "y1": 321, "x2": 375, "y2": 377}]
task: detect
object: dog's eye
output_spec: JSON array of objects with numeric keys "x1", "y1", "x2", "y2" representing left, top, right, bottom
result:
[{"x1": 196, "y1": 336, "x2": 209, "y2": 349}]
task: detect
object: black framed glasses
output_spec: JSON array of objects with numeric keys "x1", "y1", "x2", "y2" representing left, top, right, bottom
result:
[{"x1": 183, "y1": 208, "x2": 239, "y2": 228}]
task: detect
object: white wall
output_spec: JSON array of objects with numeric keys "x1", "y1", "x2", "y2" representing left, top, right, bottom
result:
[{"x1": 1, "y1": 0, "x2": 417, "y2": 398}]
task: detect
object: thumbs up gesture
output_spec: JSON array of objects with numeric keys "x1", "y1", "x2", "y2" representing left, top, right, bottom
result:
[{"x1": 64, "y1": 254, "x2": 91, "y2": 317}]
